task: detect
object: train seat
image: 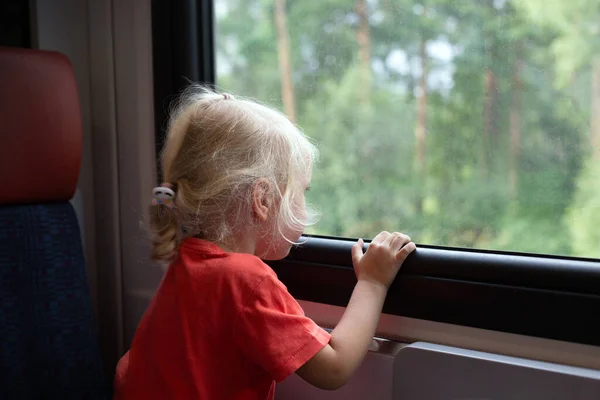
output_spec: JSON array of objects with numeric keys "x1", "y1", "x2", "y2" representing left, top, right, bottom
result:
[{"x1": 0, "y1": 46, "x2": 109, "y2": 399}]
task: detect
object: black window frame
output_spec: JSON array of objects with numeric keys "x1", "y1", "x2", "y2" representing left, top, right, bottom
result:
[
  {"x1": 270, "y1": 235, "x2": 600, "y2": 347},
  {"x1": 151, "y1": 0, "x2": 600, "y2": 348},
  {"x1": 151, "y1": 0, "x2": 215, "y2": 181}
]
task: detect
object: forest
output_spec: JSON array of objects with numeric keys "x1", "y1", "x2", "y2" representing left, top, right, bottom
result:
[{"x1": 215, "y1": 0, "x2": 600, "y2": 259}]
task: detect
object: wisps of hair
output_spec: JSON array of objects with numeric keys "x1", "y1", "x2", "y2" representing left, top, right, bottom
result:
[{"x1": 149, "y1": 83, "x2": 319, "y2": 263}]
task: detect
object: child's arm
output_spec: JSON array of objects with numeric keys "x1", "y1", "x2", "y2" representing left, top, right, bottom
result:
[{"x1": 296, "y1": 231, "x2": 416, "y2": 390}]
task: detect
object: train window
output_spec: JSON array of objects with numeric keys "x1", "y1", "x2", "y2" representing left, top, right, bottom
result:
[{"x1": 214, "y1": 0, "x2": 600, "y2": 259}]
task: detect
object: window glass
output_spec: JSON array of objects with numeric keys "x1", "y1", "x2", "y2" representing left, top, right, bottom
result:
[{"x1": 215, "y1": 0, "x2": 600, "y2": 259}]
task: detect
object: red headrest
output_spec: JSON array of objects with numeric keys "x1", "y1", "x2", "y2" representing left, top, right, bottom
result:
[{"x1": 0, "y1": 47, "x2": 82, "y2": 205}]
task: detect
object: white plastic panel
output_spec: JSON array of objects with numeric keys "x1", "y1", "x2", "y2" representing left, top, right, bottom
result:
[{"x1": 393, "y1": 342, "x2": 600, "y2": 399}]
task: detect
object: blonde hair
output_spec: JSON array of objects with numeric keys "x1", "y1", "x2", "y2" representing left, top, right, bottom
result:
[{"x1": 150, "y1": 84, "x2": 319, "y2": 262}]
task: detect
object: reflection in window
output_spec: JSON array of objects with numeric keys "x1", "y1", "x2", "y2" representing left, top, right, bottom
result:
[{"x1": 215, "y1": 0, "x2": 600, "y2": 259}]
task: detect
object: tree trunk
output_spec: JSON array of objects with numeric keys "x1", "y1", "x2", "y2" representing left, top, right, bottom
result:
[
  {"x1": 274, "y1": 0, "x2": 296, "y2": 123},
  {"x1": 591, "y1": 55, "x2": 600, "y2": 160},
  {"x1": 416, "y1": 37, "x2": 428, "y2": 177},
  {"x1": 482, "y1": 0, "x2": 498, "y2": 176},
  {"x1": 355, "y1": 0, "x2": 372, "y2": 103},
  {"x1": 509, "y1": 43, "x2": 523, "y2": 198},
  {"x1": 483, "y1": 68, "x2": 497, "y2": 172},
  {"x1": 415, "y1": 36, "x2": 428, "y2": 213}
]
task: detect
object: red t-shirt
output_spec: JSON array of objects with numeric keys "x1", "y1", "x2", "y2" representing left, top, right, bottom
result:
[{"x1": 114, "y1": 237, "x2": 331, "y2": 400}]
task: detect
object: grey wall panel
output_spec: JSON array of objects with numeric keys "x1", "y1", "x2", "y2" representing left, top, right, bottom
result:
[{"x1": 393, "y1": 342, "x2": 600, "y2": 399}]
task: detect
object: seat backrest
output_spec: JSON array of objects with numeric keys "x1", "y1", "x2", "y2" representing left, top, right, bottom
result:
[{"x1": 0, "y1": 46, "x2": 109, "y2": 399}]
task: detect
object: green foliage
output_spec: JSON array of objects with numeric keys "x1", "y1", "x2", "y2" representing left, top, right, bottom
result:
[
  {"x1": 566, "y1": 159, "x2": 600, "y2": 259},
  {"x1": 215, "y1": 0, "x2": 598, "y2": 258},
  {"x1": 515, "y1": 0, "x2": 600, "y2": 88}
]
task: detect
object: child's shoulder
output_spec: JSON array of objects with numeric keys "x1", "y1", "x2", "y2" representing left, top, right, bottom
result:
[
  {"x1": 178, "y1": 236, "x2": 277, "y2": 286},
  {"x1": 225, "y1": 251, "x2": 275, "y2": 279}
]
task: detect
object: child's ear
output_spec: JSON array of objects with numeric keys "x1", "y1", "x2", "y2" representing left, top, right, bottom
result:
[{"x1": 251, "y1": 178, "x2": 271, "y2": 222}]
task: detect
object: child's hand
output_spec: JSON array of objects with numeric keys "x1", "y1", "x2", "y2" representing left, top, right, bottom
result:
[
  {"x1": 351, "y1": 231, "x2": 416, "y2": 290},
  {"x1": 298, "y1": 231, "x2": 416, "y2": 390}
]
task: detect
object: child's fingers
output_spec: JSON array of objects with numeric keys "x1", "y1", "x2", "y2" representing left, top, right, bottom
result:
[
  {"x1": 371, "y1": 231, "x2": 390, "y2": 245},
  {"x1": 395, "y1": 242, "x2": 416, "y2": 262},
  {"x1": 351, "y1": 238, "x2": 365, "y2": 266},
  {"x1": 382, "y1": 232, "x2": 399, "y2": 247},
  {"x1": 390, "y1": 233, "x2": 410, "y2": 251}
]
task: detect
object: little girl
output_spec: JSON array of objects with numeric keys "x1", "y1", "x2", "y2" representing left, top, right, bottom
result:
[{"x1": 114, "y1": 85, "x2": 416, "y2": 399}]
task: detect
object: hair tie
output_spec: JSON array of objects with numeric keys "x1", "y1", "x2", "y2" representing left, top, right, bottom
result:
[
  {"x1": 152, "y1": 183, "x2": 176, "y2": 208},
  {"x1": 222, "y1": 93, "x2": 234, "y2": 100}
]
